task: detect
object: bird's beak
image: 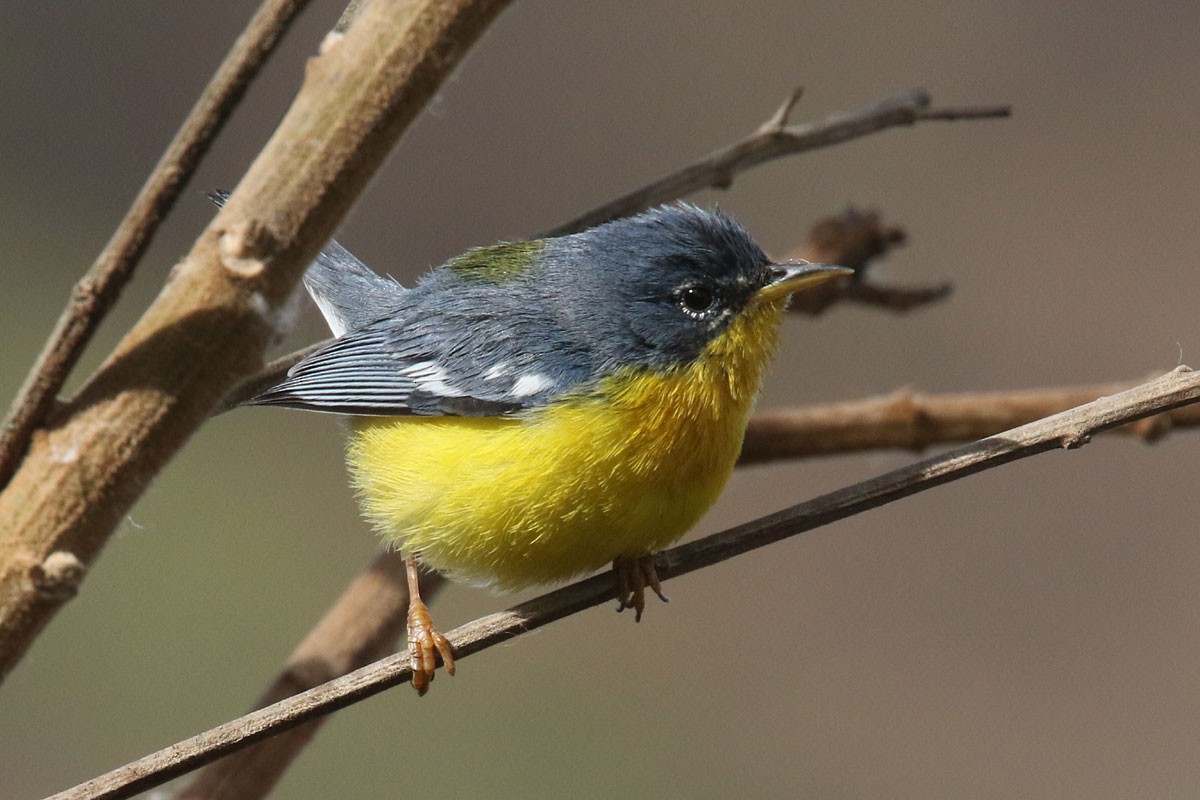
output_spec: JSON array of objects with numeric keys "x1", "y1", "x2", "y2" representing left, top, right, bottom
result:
[{"x1": 754, "y1": 261, "x2": 854, "y2": 304}]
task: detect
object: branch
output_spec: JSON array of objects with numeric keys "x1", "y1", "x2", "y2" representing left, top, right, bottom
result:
[
  {"x1": 740, "y1": 378, "x2": 1198, "y2": 464},
  {"x1": 48, "y1": 367, "x2": 1200, "y2": 800},
  {"x1": 0, "y1": 0, "x2": 313, "y2": 491},
  {"x1": 0, "y1": 0, "x2": 512, "y2": 683},
  {"x1": 784, "y1": 206, "x2": 951, "y2": 315},
  {"x1": 541, "y1": 88, "x2": 1011, "y2": 237},
  {"x1": 175, "y1": 555, "x2": 444, "y2": 800}
]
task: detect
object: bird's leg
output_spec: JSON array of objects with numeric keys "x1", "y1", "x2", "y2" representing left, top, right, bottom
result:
[
  {"x1": 405, "y1": 554, "x2": 455, "y2": 695},
  {"x1": 613, "y1": 554, "x2": 669, "y2": 622}
]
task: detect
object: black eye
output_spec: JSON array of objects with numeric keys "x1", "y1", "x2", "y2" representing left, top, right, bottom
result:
[{"x1": 679, "y1": 285, "x2": 716, "y2": 317}]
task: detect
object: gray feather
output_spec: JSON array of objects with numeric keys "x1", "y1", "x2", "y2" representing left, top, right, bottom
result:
[
  {"x1": 303, "y1": 239, "x2": 405, "y2": 336},
  {"x1": 249, "y1": 274, "x2": 593, "y2": 416},
  {"x1": 205, "y1": 189, "x2": 404, "y2": 335}
]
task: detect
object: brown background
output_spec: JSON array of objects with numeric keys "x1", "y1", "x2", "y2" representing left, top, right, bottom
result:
[{"x1": 2, "y1": 2, "x2": 1200, "y2": 798}]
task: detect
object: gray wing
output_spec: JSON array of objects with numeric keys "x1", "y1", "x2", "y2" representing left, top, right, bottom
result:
[{"x1": 248, "y1": 284, "x2": 595, "y2": 417}]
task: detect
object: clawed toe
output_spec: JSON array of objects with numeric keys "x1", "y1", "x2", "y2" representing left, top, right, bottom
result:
[{"x1": 613, "y1": 554, "x2": 669, "y2": 622}]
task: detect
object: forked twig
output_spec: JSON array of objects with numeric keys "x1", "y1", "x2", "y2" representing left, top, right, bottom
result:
[{"x1": 542, "y1": 88, "x2": 1011, "y2": 237}]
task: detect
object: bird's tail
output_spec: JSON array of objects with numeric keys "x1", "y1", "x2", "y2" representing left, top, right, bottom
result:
[{"x1": 207, "y1": 190, "x2": 405, "y2": 336}]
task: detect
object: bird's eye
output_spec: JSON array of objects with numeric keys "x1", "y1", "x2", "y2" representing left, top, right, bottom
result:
[{"x1": 678, "y1": 285, "x2": 717, "y2": 317}]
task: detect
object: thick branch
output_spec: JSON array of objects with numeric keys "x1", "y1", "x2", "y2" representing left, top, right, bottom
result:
[
  {"x1": 541, "y1": 88, "x2": 1011, "y2": 237},
  {"x1": 49, "y1": 367, "x2": 1200, "y2": 800},
  {"x1": 175, "y1": 555, "x2": 444, "y2": 800},
  {"x1": 0, "y1": 0, "x2": 312, "y2": 491},
  {"x1": 0, "y1": 0, "x2": 512, "y2": 683}
]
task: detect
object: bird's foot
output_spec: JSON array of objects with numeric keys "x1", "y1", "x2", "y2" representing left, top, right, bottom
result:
[
  {"x1": 406, "y1": 596, "x2": 455, "y2": 695},
  {"x1": 613, "y1": 554, "x2": 670, "y2": 622}
]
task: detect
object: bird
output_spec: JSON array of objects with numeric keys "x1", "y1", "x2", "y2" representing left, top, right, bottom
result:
[{"x1": 244, "y1": 202, "x2": 850, "y2": 694}]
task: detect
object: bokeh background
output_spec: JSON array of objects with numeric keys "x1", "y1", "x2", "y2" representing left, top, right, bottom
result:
[{"x1": 3, "y1": 2, "x2": 1200, "y2": 798}]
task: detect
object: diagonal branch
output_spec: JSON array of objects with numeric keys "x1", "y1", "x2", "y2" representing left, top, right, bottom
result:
[
  {"x1": 175, "y1": 556, "x2": 444, "y2": 800},
  {"x1": 0, "y1": 0, "x2": 513, "y2": 685},
  {"x1": 0, "y1": 0, "x2": 313, "y2": 491},
  {"x1": 48, "y1": 366, "x2": 1200, "y2": 800},
  {"x1": 541, "y1": 88, "x2": 1011, "y2": 237}
]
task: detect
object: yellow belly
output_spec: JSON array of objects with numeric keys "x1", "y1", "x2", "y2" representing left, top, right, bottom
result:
[{"x1": 346, "y1": 300, "x2": 785, "y2": 590}]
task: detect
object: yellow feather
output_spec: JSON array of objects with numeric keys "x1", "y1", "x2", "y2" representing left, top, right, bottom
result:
[{"x1": 347, "y1": 298, "x2": 788, "y2": 590}]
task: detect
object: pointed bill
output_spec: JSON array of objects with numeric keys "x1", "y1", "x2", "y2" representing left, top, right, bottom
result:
[{"x1": 754, "y1": 261, "x2": 854, "y2": 304}]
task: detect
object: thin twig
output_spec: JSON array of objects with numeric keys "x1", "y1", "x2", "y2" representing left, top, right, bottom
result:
[
  {"x1": 918, "y1": 104, "x2": 1013, "y2": 121},
  {"x1": 739, "y1": 379, "x2": 1196, "y2": 464},
  {"x1": 47, "y1": 367, "x2": 1200, "y2": 800},
  {"x1": 784, "y1": 206, "x2": 952, "y2": 315},
  {"x1": 175, "y1": 555, "x2": 444, "y2": 800},
  {"x1": 541, "y1": 88, "x2": 1011, "y2": 237},
  {"x1": 0, "y1": 0, "x2": 313, "y2": 491}
]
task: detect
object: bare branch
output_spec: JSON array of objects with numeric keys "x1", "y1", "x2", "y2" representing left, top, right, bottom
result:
[
  {"x1": 175, "y1": 555, "x2": 444, "y2": 800},
  {"x1": 918, "y1": 104, "x2": 1013, "y2": 121},
  {"x1": 0, "y1": 0, "x2": 313, "y2": 491},
  {"x1": 797, "y1": 206, "x2": 908, "y2": 266},
  {"x1": 783, "y1": 206, "x2": 952, "y2": 315},
  {"x1": 740, "y1": 379, "x2": 1200, "y2": 464},
  {"x1": 48, "y1": 367, "x2": 1200, "y2": 800},
  {"x1": 829, "y1": 280, "x2": 953, "y2": 312},
  {"x1": 0, "y1": 0, "x2": 512, "y2": 683},
  {"x1": 541, "y1": 88, "x2": 1011, "y2": 237}
]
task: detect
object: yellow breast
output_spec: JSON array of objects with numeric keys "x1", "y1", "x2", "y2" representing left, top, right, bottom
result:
[{"x1": 347, "y1": 299, "x2": 787, "y2": 590}]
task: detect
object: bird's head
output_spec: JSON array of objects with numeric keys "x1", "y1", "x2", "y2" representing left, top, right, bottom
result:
[{"x1": 534, "y1": 204, "x2": 851, "y2": 372}]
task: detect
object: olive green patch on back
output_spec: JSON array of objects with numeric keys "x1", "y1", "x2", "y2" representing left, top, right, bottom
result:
[{"x1": 446, "y1": 239, "x2": 545, "y2": 282}]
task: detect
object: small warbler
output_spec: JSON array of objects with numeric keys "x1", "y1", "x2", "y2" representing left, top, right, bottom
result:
[{"x1": 248, "y1": 203, "x2": 849, "y2": 694}]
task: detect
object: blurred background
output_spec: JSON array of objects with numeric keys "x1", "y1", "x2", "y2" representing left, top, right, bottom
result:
[{"x1": 2, "y1": 2, "x2": 1199, "y2": 798}]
